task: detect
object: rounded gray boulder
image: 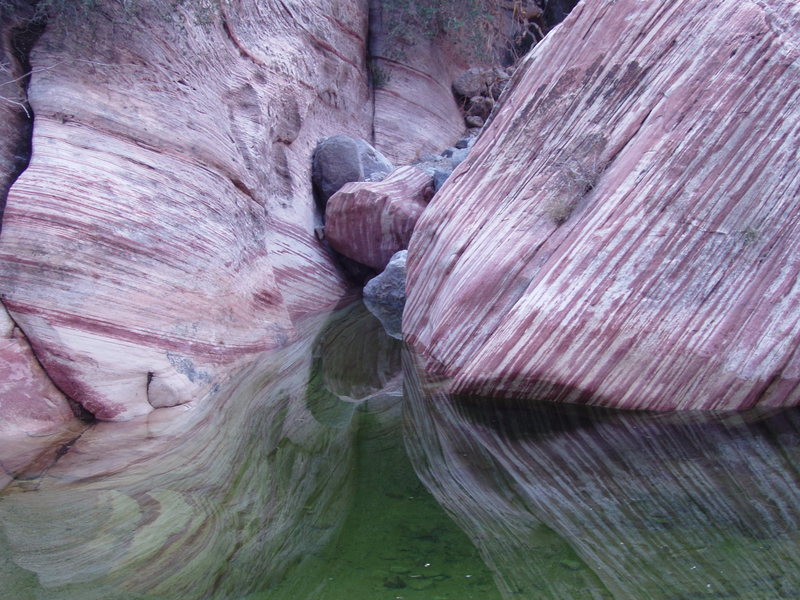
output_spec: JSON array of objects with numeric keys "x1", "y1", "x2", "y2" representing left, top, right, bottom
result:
[{"x1": 312, "y1": 135, "x2": 393, "y2": 210}]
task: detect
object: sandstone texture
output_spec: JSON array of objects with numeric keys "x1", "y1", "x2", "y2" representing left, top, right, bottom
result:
[
  {"x1": 325, "y1": 166, "x2": 432, "y2": 270},
  {"x1": 404, "y1": 0, "x2": 800, "y2": 410},
  {"x1": 0, "y1": 303, "x2": 76, "y2": 436},
  {"x1": 371, "y1": 39, "x2": 469, "y2": 164},
  {"x1": 370, "y1": 0, "x2": 547, "y2": 163},
  {"x1": 0, "y1": 1, "x2": 372, "y2": 420}
]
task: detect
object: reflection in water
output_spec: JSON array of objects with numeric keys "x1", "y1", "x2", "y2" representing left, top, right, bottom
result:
[
  {"x1": 0, "y1": 305, "x2": 385, "y2": 599},
  {"x1": 403, "y1": 350, "x2": 800, "y2": 599},
  {"x1": 4, "y1": 305, "x2": 800, "y2": 600},
  {"x1": 0, "y1": 304, "x2": 500, "y2": 600}
]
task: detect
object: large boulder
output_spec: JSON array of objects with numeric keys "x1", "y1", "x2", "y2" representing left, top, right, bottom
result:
[
  {"x1": 325, "y1": 166, "x2": 433, "y2": 271},
  {"x1": 404, "y1": 0, "x2": 800, "y2": 410},
  {"x1": 0, "y1": 1, "x2": 373, "y2": 421},
  {"x1": 311, "y1": 135, "x2": 393, "y2": 209}
]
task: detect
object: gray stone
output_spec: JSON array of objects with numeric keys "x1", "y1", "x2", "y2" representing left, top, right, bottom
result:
[
  {"x1": 363, "y1": 250, "x2": 407, "y2": 340},
  {"x1": 441, "y1": 147, "x2": 458, "y2": 158},
  {"x1": 465, "y1": 115, "x2": 485, "y2": 128},
  {"x1": 312, "y1": 135, "x2": 393, "y2": 209},
  {"x1": 433, "y1": 168, "x2": 452, "y2": 192},
  {"x1": 454, "y1": 137, "x2": 473, "y2": 150},
  {"x1": 452, "y1": 67, "x2": 493, "y2": 99},
  {"x1": 449, "y1": 147, "x2": 470, "y2": 168}
]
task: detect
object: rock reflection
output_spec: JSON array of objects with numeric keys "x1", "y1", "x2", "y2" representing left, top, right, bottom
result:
[
  {"x1": 403, "y1": 351, "x2": 800, "y2": 600},
  {"x1": 0, "y1": 303, "x2": 401, "y2": 600}
]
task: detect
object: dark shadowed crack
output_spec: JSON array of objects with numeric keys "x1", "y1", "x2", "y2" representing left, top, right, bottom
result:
[{"x1": 0, "y1": 5, "x2": 45, "y2": 231}]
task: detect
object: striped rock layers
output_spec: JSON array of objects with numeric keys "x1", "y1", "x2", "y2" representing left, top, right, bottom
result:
[
  {"x1": 0, "y1": 1, "x2": 372, "y2": 421},
  {"x1": 404, "y1": 0, "x2": 800, "y2": 410},
  {"x1": 325, "y1": 166, "x2": 433, "y2": 271}
]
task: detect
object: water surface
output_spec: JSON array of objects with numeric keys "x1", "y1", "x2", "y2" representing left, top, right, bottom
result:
[{"x1": 1, "y1": 303, "x2": 799, "y2": 599}]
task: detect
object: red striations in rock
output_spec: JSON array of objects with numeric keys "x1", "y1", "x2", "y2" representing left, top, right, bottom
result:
[
  {"x1": 325, "y1": 166, "x2": 433, "y2": 271},
  {"x1": 0, "y1": 1, "x2": 372, "y2": 420},
  {"x1": 371, "y1": 41, "x2": 468, "y2": 163},
  {"x1": 404, "y1": 0, "x2": 800, "y2": 410},
  {"x1": 0, "y1": 304, "x2": 77, "y2": 435}
]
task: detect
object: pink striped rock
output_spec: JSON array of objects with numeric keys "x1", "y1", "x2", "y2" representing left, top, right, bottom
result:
[
  {"x1": 404, "y1": 0, "x2": 800, "y2": 410},
  {"x1": 371, "y1": 39, "x2": 468, "y2": 164},
  {"x1": 0, "y1": 1, "x2": 372, "y2": 421},
  {"x1": 325, "y1": 166, "x2": 433, "y2": 271},
  {"x1": 0, "y1": 304, "x2": 76, "y2": 435}
]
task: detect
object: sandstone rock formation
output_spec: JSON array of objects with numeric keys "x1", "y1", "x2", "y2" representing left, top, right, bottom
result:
[
  {"x1": 0, "y1": 304, "x2": 76, "y2": 436},
  {"x1": 0, "y1": 1, "x2": 372, "y2": 421},
  {"x1": 325, "y1": 166, "x2": 432, "y2": 270},
  {"x1": 369, "y1": 0, "x2": 548, "y2": 163},
  {"x1": 404, "y1": 0, "x2": 800, "y2": 410},
  {"x1": 370, "y1": 37, "x2": 470, "y2": 164}
]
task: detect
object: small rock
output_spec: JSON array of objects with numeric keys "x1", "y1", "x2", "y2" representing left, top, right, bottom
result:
[
  {"x1": 325, "y1": 167, "x2": 432, "y2": 271},
  {"x1": 467, "y1": 127, "x2": 483, "y2": 137},
  {"x1": 441, "y1": 147, "x2": 458, "y2": 158},
  {"x1": 363, "y1": 250, "x2": 407, "y2": 340},
  {"x1": 449, "y1": 148, "x2": 470, "y2": 168},
  {"x1": 491, "y1": 79, "x2": 508, "y2": 100},
  {"x1": 364, "y1": 170, "x2": 389, "y2": 183},
  {"x1": 454, "y1": 137, "x2": 473, "y2": 149},
  {"x1": 465, "y1": 115, "x2": 485, "y2": 128},
  {"x1": 383, "y1": 575, "x2": 406, "y2": 589},
  {"x1": 433, "y1": 168, "x2": 452, "y2": 192},
  {"x1": 467, "y1": 96, "x2": 494, "y2": 119},
  {"x1": 452, "y1": 67, "x2": 493, "y2": 99}
]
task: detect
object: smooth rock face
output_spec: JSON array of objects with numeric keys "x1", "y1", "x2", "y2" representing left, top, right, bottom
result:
[
  {"x1": 405, "y1": 0, "x2": 800, "y2": 410},
  {"x1": 311, "y1": 135, "x2": 393, "y2": 209},
  {"x1": 0, "y1": 1, "x2": 372, "y2": 420},
  {"x1": 371, "y1": 38, "x2": 469, "y2": 164},
  {"x1": 325, "y1": 167, "x2": 432, "y2": 271},
  {"x1": 363, "y1": 250, "x2": 407, "y2": 340}
]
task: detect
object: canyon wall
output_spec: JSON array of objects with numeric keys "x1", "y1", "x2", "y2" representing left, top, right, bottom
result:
[
  {"x1": 404, "y1": 0, "x2": 800, "y2": 410},
  {"x1": 0, "y1": 0, "x2": 372, "y2": 423}
]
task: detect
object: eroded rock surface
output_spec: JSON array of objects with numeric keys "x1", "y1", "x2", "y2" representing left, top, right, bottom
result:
[
  {"x1": 0, "y1": 1, "x2": 372, "y2": 420},
  {"x1": 369, "y1": 1, "x2": 545, "y2": 163},
  {"x1": 325, "y1": 166, "x2": 432, "y2": 270},
  {"x1": 0, "y1": 303, "x2": 77, "y2": 436},
  {"x1": 404, "y1": 0, "x2": 800, "y2": 410}
]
